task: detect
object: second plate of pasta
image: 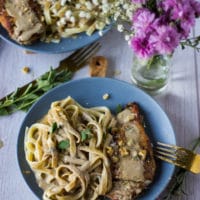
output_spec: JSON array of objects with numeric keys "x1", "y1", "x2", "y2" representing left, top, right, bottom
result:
[
  {"x1": 0, "y1": 26, "x2": 110, "y2": 53},
  {"x1": 0, "y1": 0, "x2": 112, "y2": 53}
]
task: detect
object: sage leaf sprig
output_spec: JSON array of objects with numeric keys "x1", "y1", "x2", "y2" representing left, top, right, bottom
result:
[
  {"x1": 0, "y1": 68, "x2": 72, "y2": 116},
  {"x1": 163, "y1": 137, "x2": 200, "y2": 200}
]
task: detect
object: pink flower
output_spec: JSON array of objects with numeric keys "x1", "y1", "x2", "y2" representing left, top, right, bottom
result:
[
  {"x1": 130, "y1": 0, "x2": 200, "y2": 58},
  {"x1": 190, "y1": 0, "x2": 200, "y2": 17},
  {"x1": 151, "y1": 25, "x2": 180, "y2": 55},
  {"x1": 131, "y1": 36, "x2": 156, "y2": 58},
  {"x1": 160, "y1": 0, "x2": 177, "y2": 11},
  {"x1": 132, "y1": 8, "x2": 155, "y2": 37},
  {"x1": 159, "y1": 0, "x2": 197, "y2": 39}
]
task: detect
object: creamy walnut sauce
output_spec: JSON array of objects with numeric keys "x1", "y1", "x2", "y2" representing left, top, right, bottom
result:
[
  {"x1": 5, "y1": 0, "x2": 45, "y2": 44},
  {"x1": 114, "y1": 108, "x2": 146, "y2": 182}
]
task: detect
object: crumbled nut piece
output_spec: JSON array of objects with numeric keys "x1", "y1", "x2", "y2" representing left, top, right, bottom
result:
[
  {"x1": 106, "y1": 146, "x2": 114, "y2": 156},
  {"x1": 21, "y1": 66, "x2": 30, "y2": 74},
  {"x1": 127, "y1": 139, "x2": 133, "y2": 146},
  {"x1": 144, "y1": 180, "x2": 152, "y2": 186},
  {"x1": 23, "y1": 170, "x2": 31, "y2": 174},
  {"x1": 24, "y1": 50, "x2": 35, "y2": 54},
  {"x1": 135, "y1": 188, "x2": 142, "y2": 194},
  {"x1": 111, "y1": 156, "x2": 119, "y2": 163},
  {"x1": 138, "y1": 150, "x2": 147, "y2": 160},
  {"x1": 103, "y1": 93, "x2": 109, "y2": 100},
  {"x1": 117, "y1": 139, "x2": 124, "y2": 146},
  {"x1": 0, "y1": 139, "x2": 3, "y2": 149},
  {"x1": 89, "y1": 56, "x2": 108, "y2": 77},
  {"x1": 119, "y1": 147, "x2": 129, "y2": 156},
  {"x1": 114, "y1": 69, "x2": 121, "y2": 76},
  {"x1": 131, "y1": 150, "x2": 138, "y2": 158}
]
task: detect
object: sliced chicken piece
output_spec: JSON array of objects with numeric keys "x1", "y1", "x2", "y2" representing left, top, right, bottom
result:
[
  {"x1": 106, "y1": 103, "x2": 156, "y2": 200},
  {"x1": 0, "y1": 0, "x2": 45, "y2": 44}
]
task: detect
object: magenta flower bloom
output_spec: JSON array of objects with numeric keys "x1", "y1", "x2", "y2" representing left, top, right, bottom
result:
[
  {"x1": 131, "y1": 36, "x2": 156, "y2": 58},
  {"x1": 132, "y1": 8, "x2": 155, "y2": 37},
  {"x1": 152, "y1": 25, "x2": 180, "y2": 55},
  {"x1": 159, "y1": 0, "x2": 197, "y2": 39},
  {"x1": 190, "y1": 0, "x2": 200, "y2": 17},
  {"x1": 160, "y1": 0, "x2": 177, "y2": 12},
  {"x1": 130, "y1": 0, "x2": 200, "y2": 58}
]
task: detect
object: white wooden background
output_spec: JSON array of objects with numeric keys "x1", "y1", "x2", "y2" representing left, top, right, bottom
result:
[{"x1": 0, "y1": 20, "x2": 200, "y2": 200}]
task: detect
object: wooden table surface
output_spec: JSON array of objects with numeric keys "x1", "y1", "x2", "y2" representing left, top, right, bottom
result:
[{"x1": 0, "y1": 21, "x2": 200, "y2": 200}]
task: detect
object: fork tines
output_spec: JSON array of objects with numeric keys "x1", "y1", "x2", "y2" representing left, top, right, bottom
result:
[
  {"x1": 59, "y1": 42, "x2": 101, "y2": 72},
  {"x1": 73, "y1": 42, "x2": 101, "y2": 64},
  {"x1": 154, "y1": 142, "x2": 194, "y2": 169},
  {"x1": 68, "y1": 42, "x2": 101, "y2": 71}
]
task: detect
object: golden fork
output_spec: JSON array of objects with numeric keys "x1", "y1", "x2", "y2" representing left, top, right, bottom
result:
[
  {"x1": 154, "y1": 142, "x2": 200, "y2": 174},
  {"x1": 58, "y1": 42, "x2": 101, "y2": 72}
]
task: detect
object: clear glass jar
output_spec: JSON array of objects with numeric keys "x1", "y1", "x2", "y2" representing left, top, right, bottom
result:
[{"x1": 131, "y1": 54, "x2": 171, "y2": 95}]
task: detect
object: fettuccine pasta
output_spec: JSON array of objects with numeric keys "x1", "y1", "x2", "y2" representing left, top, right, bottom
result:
[
  {"x1": 37, "y1": 0, "x2": 112, "y2": 42},
  {"x1": 24, "y1": 96, "x2": 116, "y2": 200}
]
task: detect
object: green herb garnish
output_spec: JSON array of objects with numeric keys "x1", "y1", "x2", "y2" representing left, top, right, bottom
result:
[
  {"x1": 0, "y1": 68, "x2": 72, "y2": 116},
  {"x1": 58, "y1": 139, "x2": 70, "y2": 150},
  {"x1": 116, "y1": 104, "x2": 122, "y2": 113},
  {"x1": 81, "y1": 128, "x2": 92, "y2": 141},
  {"x1": 50, "y1": 122, "x2": 58, "y2": 133},
  {"x1": 163, "y1": 137, "x2": 200, "y2": 199}
]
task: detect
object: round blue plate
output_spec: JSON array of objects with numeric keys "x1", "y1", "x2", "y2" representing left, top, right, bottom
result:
[
  {"x1": 0, "y1": 25, "x2": 110, "y2": 53},
  {"x1": 17, "y1": 77, "x2": 176, "y2": 200}
]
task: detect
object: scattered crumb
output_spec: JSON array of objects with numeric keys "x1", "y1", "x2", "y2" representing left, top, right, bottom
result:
[
  {"x1": 114, "y1": 69, "x2": 122, "y2": 76},
  {"x1": 21, "y1": 66, "x2": 30, "y2": 74},
  {"x1": 89, "y1": 56, "x2": 108, "y2": 77},
  {"x1": 24, "y1": 50, "x2": 35, "y2": 54},
  {"x1": 103, "y1": 93, "x2": 110, "y2": 100},
  {"x1": 23, "y1": 170, "x2": 31, "y2": 174},
  {"x1": 0, "y1": 139, "x2": 4, "y2": 149}
]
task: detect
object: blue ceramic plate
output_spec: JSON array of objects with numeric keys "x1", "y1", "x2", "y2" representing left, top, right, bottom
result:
[
  {"x1": 17, "y1": 77, "x2": 176, "y2": 200},
  {"x1": 0, "y1": 25, "x2": 110, "y2": 53}
]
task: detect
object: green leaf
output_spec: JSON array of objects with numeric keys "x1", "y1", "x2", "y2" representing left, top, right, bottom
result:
[
  {"x1": 22, "y1": 84, "x2": 34, "y2": 95},
  {"x1": 58, "y1": 139, "x2": 70, "y2": 150},
  {"x1": 81, "y1": 128, "x2": 92, "y2": 141},
  {"x1": 51, "y1": 122, "x2": 58, "y2": 133},
  {"x1": 0, "y1": 68, "x2": 73, "y2": 116},
  {"x1": 81, "y1": 128, "x2": 92, "y2": 142},
  {"x1": 0, "y1": 108, "x2": 9, "y2": 116},
  {"x1": 116, "y1": 104, "x2": 122, "y2": 113}
]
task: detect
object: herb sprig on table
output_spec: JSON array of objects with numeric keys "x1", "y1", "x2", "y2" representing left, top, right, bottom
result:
[
  {"x1": 0, "y1": 68, "x2": 72, "y2": 116},
  {"x1": 163, "y1": 137, "x2": 200, "y2": 200}
]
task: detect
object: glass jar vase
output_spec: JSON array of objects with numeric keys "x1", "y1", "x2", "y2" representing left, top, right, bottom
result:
[{"x1": 131, "y1": 54, "x2": 171, "y2": 95}]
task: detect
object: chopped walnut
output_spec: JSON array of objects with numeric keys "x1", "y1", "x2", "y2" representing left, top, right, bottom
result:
[
  {"x1": 103, "y1": 93, "x2": 110, "y2": 100},
  {"x1": 119, "y1": 147, "x2": 129, "y2": 156},
  {"x1": 138, "y1": 150, "x2": 147, "y2": 160},
  {"x1": 106, "y1": 146, "x2": 114, "y2": 156},
  {"x1": 21, "y1": 66, "x2": 30, "y2": 74},
  {"x1": 111, "y1": 156, "x2": 119, "y2": 163}
]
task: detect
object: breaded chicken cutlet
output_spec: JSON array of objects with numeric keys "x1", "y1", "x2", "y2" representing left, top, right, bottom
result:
[
  {"x1": 106, "y1": 103, "x2": 156, "y2": 200},
  {"x1": 0, "y1": 0, "x2": 45, "y2": 44}
]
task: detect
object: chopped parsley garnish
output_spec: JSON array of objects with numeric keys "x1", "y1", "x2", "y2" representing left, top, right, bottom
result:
[
  {"x1": 81, "y1": 128, "x2": 92, "y2": 141},
  {"x1": 58, "y1": 139, "x2": 70, "y2": 150},
  {"x1": 116, "y1": 104, "x2": 122, "y2": 113},
  {"x1": 50, "y1": 122, "x2": 58, "y2": 133}
]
